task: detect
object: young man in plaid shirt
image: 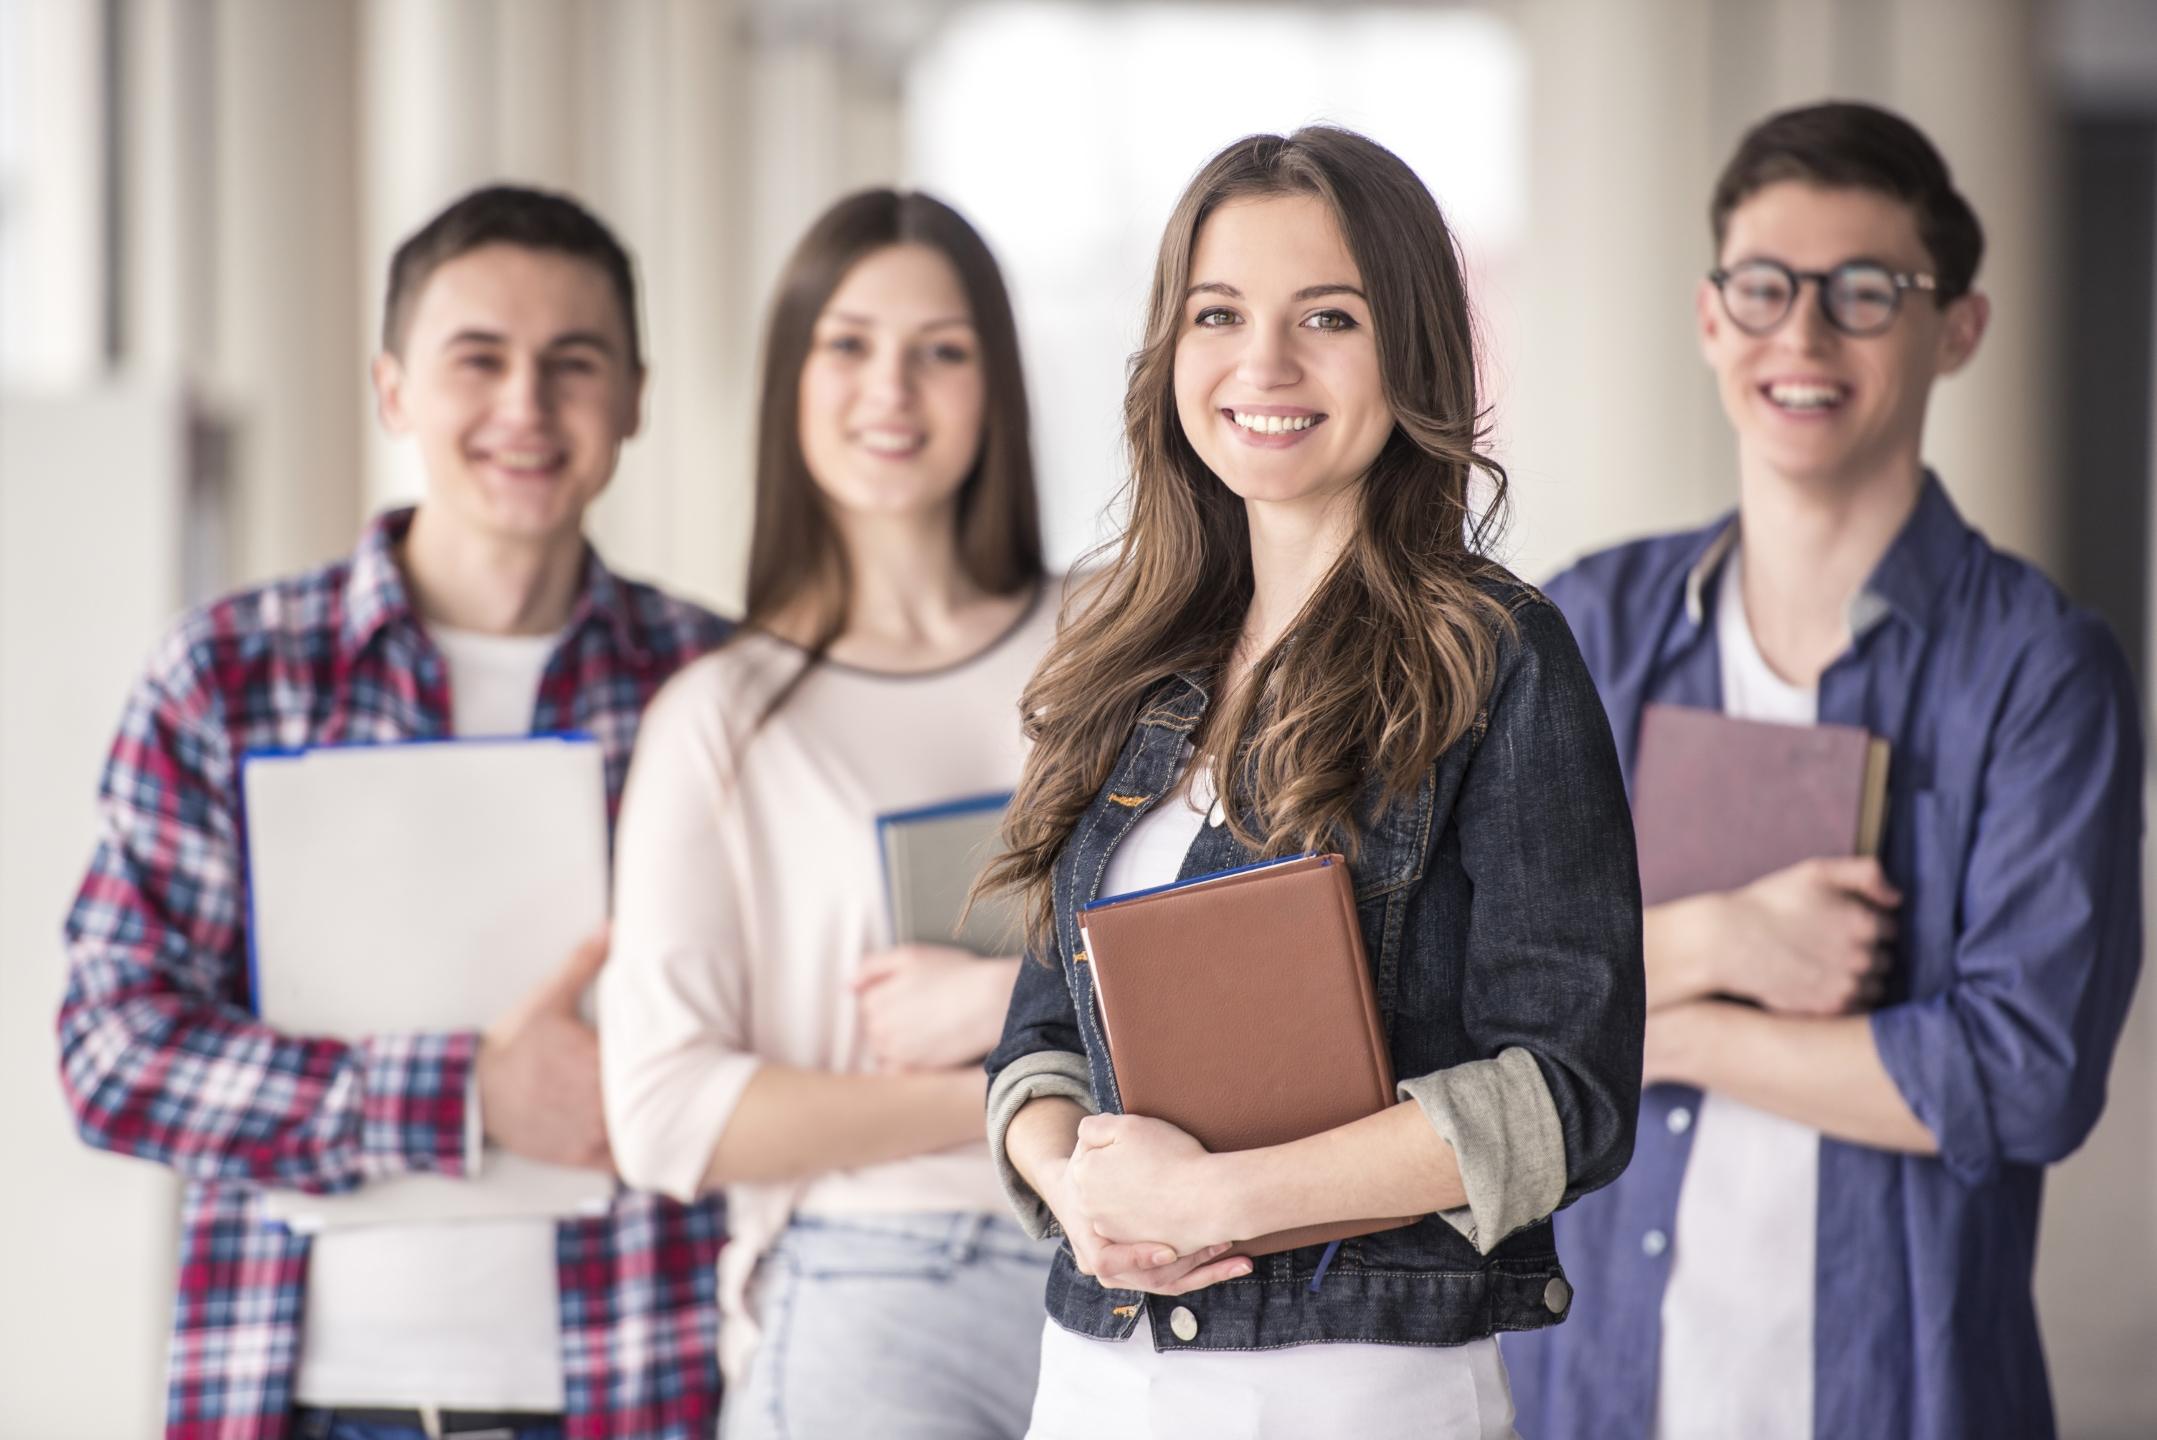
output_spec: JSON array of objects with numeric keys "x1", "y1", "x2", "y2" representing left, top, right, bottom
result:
[{"x1": 59, "y1": 186, "x2": 729, "y2": 1440}]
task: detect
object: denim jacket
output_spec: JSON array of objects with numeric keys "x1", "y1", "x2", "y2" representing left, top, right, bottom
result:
[{"x1": 984, "y1": 583, "x2": 1645, "y2": 1351}]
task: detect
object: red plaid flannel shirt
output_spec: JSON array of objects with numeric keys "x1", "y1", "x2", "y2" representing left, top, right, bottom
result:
[{"x1": 59, "y1": 508, "x2": 729, "y2": 1439}]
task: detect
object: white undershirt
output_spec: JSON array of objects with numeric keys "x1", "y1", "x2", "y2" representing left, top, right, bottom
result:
[
  {"x1": 1654, "y1": 553, "x2": 1820, "y2": 1440},
  {"x1": 1033, "y1": 748, "x2": 1516, "y2": 1440},
  {"x1": 1097, "y1": 743, "x2": 1216, "y2": 901},
  {"x1": 295, "y1": 624, "x2": 566, "y2": 1411}
]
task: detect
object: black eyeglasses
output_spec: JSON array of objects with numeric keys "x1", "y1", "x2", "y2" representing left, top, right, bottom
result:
[{"x1": 1708, "y1": 259, "x2": 1939, "y2": 338}]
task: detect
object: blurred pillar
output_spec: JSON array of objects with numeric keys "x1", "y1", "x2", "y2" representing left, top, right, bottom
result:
[
  {"x1": 123, "y1": 0, "x2": 216, "y2": 379},
  {"x1": 743, "y1": 6, "x2": 909, "y2": 308},
  {"x1": 1883, "y1": 0, "x2": 2057, "y2": 571},
  {"x1": 0, "y1": 0, "x2": 106, "y2": 385},
  {"x1": 358, "y1": 0, "x2": 506, "y2": 514},
  {"x1": 1504, "y1": 0, "x2": 1728, "y2": 582},
  {"x1": 577, "y1": 0, "x2": 756, "y2": 608},
  {"x1": 209, "y1": 0, "x2": 365, "y2": 583}
]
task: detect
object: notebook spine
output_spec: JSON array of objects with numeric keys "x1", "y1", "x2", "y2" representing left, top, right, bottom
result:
[{"x1": 1324, "y1": 863, "x2": 1396, "y2": 1105}]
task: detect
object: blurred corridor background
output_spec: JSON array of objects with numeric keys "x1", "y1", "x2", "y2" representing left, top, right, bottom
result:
[{"x1": 3, "y1": 0, "x2": 2155, "y2": 1433}]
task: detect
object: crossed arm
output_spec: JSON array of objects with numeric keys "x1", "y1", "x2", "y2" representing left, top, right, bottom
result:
[
  {"x1": 1640, "y1": 863, "x2": 1935, "y2": 1154},
  {"x1": 1639, "y1": 614, "x2": 2144, "y2": 1176}
]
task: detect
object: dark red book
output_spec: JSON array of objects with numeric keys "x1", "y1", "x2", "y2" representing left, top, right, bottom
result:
[{"x1": 1631, "y1": 702, "x2": 1890, "y2": 906}]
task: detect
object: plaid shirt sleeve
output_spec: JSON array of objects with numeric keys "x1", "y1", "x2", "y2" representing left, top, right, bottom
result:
[{"x1": 56, "y1": 627, "x2": 476, "y2": 1191}]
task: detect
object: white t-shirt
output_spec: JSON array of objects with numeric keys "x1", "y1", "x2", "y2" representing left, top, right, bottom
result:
[
  {"x1": 1654, "y1": 552, "x2": 1821, "y2": 1440},
  {"x1": 295, "y1": 624, "x2": 566, "y2": 1411}
]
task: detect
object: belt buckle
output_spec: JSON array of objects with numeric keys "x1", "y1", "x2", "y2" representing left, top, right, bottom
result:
[{"x1": 421, "y1": 1407, "x2": 520, "y2": 1440}]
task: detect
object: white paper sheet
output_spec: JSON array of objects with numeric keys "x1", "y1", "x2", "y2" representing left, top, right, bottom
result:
[{"x1": 241, "y1": 735, "x2": 616, "y2": 1230}]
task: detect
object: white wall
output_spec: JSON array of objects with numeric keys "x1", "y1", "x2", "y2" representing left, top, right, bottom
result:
[{"x1": 0, "y1": 382, "x2": 194, "y2": 1439}]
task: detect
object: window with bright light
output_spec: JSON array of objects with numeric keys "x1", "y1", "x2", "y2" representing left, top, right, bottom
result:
[{"x1": 907, "y1": 2, "x2": 1527, "y2": 567}]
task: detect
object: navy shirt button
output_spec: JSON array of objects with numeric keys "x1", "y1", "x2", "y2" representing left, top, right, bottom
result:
[
  {"x1": 1642, "y1": 1228, "x2": 1670, "y2": 1257},
  {"x1": 1666, "y1": 1106, "x2": 1693, "y2": 1135}
]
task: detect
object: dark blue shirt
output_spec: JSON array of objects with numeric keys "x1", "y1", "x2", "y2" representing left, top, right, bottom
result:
[{"x1": 1504, "y1": 475, "x2": 2144, "y2": 1440}]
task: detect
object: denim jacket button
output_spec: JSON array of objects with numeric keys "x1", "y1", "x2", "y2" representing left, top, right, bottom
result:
[
  {"x1": 1168, "y1": 1305, "x2": 1200, "y2": 1342},
  {"x1": 1543, "y1": 1277, "x2": 1572, "y2": 1315}
]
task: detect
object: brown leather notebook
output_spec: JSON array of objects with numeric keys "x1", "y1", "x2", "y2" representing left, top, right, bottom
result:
[
  {"x1": 1632, "y1": 702, "x2": 1891, "y2": 907},
  {"x1": 1077, "y1": 853, "x2": 1418, "y2": 1257}
]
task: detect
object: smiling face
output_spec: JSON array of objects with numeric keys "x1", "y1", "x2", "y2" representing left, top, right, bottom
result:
[
  {"x1": 1700, "y1": 180, "x2": 1985, "y2": 492},
  {"x1": 1172, "y1": 193, "x2": 1393, "y2": 515},
  {"x1": 373, "y1": 243, "x2": 642, "y2": 550},
  {"x1": 796, "y1": 243, "x2": 987, "y2": 525}
]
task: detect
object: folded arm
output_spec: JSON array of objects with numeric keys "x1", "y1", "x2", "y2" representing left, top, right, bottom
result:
[
  {"x1": 599, "y1": 672, "x2": 989, "y2": 1200},
  {"x1": 57, "y1": 653, "x2": 474, "y2": 1191},
  {"x1": 1654, "y1": 616, "x2": 2143, "y2": 1177}
]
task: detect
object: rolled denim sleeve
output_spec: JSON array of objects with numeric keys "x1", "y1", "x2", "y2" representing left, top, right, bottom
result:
[
  {"x1": 985, "y1": 944, "x2": 1095, "y2": 1236},
  {"x1": 986, "y1": 1049, "x2": 1096, "y2": 1238},
  {"x1": 1870, "y1": 613, "x2": 2144, "y2": 1186},
  {"x1": 1398, "y1": 1047, "x2": 1567, "y2": 1252},
  {"x1": 1448, "y1": 595, "x2": 1646, "y2": 1207}
]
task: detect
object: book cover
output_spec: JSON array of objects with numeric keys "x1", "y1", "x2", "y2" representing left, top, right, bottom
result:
[
  {"x1": 876, "y1": 791, "x2": 1023, "y2": 956},
  {"x1": 1078, "y1": 853, "x2": 1415, "y2": 1256},
  {"x1": 1631, "y1": 702, "x2": 1891, "y2": 907}
]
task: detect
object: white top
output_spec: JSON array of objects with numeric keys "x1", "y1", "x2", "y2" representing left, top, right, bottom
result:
[
  {"x1": 1654, "y1": 552, "x2": 1820, "y2": 1440},
  {"x1": 1032, "y1": 756, "x2": 1514, "y2": 1439},
  {"x1": 297, "y1": 624, "x2": 565, "y2": 1410},
  {"x1": 599, "y1": 589, "x2": 1060, "y2": 1386},
  {"x1": 1097, "y1": 742, "x2": 1216, "y2": 901}
]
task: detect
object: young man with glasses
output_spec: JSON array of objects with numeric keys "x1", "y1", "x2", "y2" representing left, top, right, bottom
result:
[
  {"x1": 58, "y1": 186, "x2": 727, "y2": 1440},
  {"x1": 1505, "y1": 101, "x2": 2143, "y2": 1440}
]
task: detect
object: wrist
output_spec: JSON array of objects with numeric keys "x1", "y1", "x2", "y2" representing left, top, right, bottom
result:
[
  {"x1": 1677, "y1": 893, "x2": 1734, "y2": 999},
  {"x1": 1205, "y1": 1146, "x2": 1266, "y2": 1243},
  {"x1": 1007, "y1": 1097, "x2": 1084, "y2": 1205},
  {"x1": 939, "y1": 1066, "x2": 985, "y2": 1136},
  {"x1": 1650, "y1": 999, "x2": 1731, "y2": 1087}
]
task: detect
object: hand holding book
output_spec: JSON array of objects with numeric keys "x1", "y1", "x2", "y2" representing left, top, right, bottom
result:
[
  {"x1": 1632, "y1": 703, "x2": 1901, "y2": 1017},
  {"x1": 476, "y1": 926, "x2": 614, "y2": 1172},
  {"x1": 1698, "y1": 856, "x2": 1901, "y2": 1015},
  {"x1": 1001, "y1": 1095, "x2": 1254, "y2": 1297},
  {"x1": 851, "y1": 942, "x2": 1021, "y2": 1072},
  {"x1": 1068, "y1": 1112, "x2": 1229, "y2": 1258}
]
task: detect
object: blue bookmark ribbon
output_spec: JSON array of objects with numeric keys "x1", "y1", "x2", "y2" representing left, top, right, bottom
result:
[{"x1": 1307, "y1": 1240, "x2": 1341, "y2": 1293}]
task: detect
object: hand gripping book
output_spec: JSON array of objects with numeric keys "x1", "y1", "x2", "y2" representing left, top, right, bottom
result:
[
  {"x1": 1631, "y1": 701, "x2": 1892, "y2": 907},
  {"x1": 1077, "y1": 852, "x2": 1417, "y2": 1257}
]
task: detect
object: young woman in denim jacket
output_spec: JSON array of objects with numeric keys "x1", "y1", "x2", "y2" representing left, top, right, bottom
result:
[{"x1": 981, "y1": 128, "x2": 1646, "y2": 1438}]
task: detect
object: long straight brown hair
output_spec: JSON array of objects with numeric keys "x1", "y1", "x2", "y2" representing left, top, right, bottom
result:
[
  {"x1": 741, "y1": 190, "x2": 1043, "y2": 708},
  {"x1": 982, "y1": 127, "x2": 1514, "y2": 945}
]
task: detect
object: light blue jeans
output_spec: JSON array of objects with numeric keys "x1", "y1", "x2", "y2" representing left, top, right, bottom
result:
[{"x1": 723, "y1": 1212, "x2": 1057, "y2": 1440}]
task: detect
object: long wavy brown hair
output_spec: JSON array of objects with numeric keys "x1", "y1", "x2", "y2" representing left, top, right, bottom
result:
[
  {"x1": 740, "y1": 190, "x2": 1042, "y2": 716},
  {"x1": 982, "y1": 127, "x2": 1514, "y2": 945}
]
